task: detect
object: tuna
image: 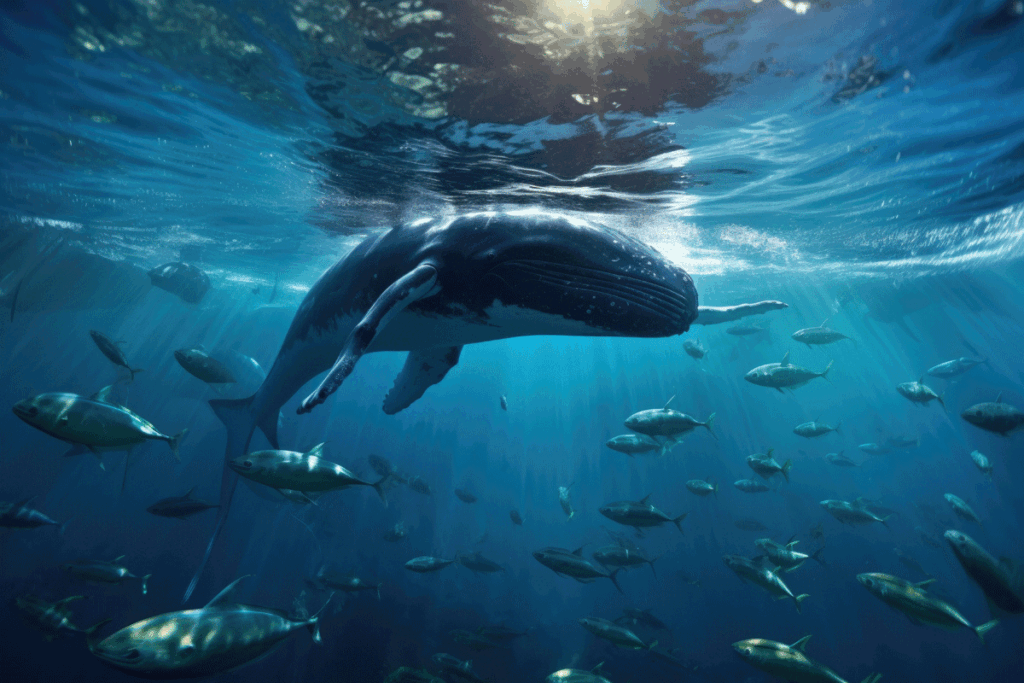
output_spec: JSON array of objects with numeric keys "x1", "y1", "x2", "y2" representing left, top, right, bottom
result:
[
  {"x1": 578, "y1": 616, "x2": 656, "y2": 650},
  {"x1": 15, "y1": 594, "x2": 106, "y2": 641},
  {"x1": 944, "y1": 493, "x2": 981, "y2": 524},
  {"x1": 89, "y1": 330, "x2": 143, "y2": 381},
  {"x1": 404, "y1": 556, "x2": 456, "y2": 573},
  {"x1": 927, "y1": 357, "x2": 986, "y2": 379},
  {"x1": 820, "y1": 500, "x2": 890, "y2": 527},
  {"x1": 174, "y1": 347, "x2": 237, "y2": 386},
  {"x1": 723, "y1": 555, "x2": 809, "y2": 612},
  {"x1": 532, "y1": 546, "x2": 623, "y2": 593},
  {"x1": 744, "y1": 352, "x2": 832, "y2": 392},
  {"x1": 747, "y1": 449, "x2": 792, "y2": 482},
  {"x1": 599, "y1": 495, "x2": 687, "y2": 534},
  {"x1": 961, "y1": 393, "x2": 1024, "y2": 435},
  {"x1": 682, "y1": 338, "x2": 707, "y2": 359},
  {"x1": 89, "y1": 577, "x2": 325, "y2": 677},
  {"x1": 147, "y1": 487, "x2": 219, "y2": 519},
  {"x1": 791, "y1": 321, "x2": 853, "y2": 347},
  {"x1": 0, "y1": 497, "x2": 64, "y2": 532},
  {"x1": 685, "y1": 479, "x2": 718, "y2": 497},
  {"x1": 969, "y1": 450, "x2": 993, "y2": 477},
  {"x1": 62, "y1": 556, "x2": 151, "y2": 594},
  {"x1": 228, "y1": 443, "x2": 388, "y2": 503},
  {"x1": 605, "y1": 434, "x2": 660, "y2": 456},
  {"x1": 896, "y1": 378, "x2": 944, "y2": 408},
  {"x1": 734, "y1": 479, "x2": 771, "y2": 493},
  {"x1": 793, "y1": 420, "x2": 841, "y2": 438},
  {"x1": 858, "y1": 572, "x2": 997, "y2": 642},
  {"x1": 944, "y1": 530, "x2": 1024, "y2": 615},
  {"x1": 455, "y1": 488, "x2": 478, "y2": 503},
  {"x1": 734, "y1": 635, "x2": 881, "y2": 683}
]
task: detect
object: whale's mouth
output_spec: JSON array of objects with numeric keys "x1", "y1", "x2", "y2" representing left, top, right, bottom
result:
[{"x1": 486, "y1": 258, "x2": 694, "y2": 330}]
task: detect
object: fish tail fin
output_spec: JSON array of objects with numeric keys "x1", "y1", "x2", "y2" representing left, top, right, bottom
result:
[
  {"x1": 794, "y1": 593, "x2": 809, "y2": 613},
  {"x1": 811, "y1": 547, "x2": 826, "y2": 566},
  {"x1": 881, "y1": 515, "x2": 893, "y2": 529},
  {"x1": 168, "y1": 428, "x2": 189, "y2": 462},
  {"x1": 608, "y1": 568, "x2": 624, "y2": 594},
  {"x1": 141, "y1": 574, "x2": 151, "y2": 595},
  {"x1": 781, "y1": 459, "x2": 793, "y2": 483},
  {"x1": 835, "y1": 421, "x2": 843, "y2": 435},
  {"x1": 821, "y1": 360, "x2": 834, "y2": 382},
  {"x1": 713, "y1": 481, "x2": 719, "y2": 498},
  {"x1": 938, "y1": 393, "x2": 946, "y2": 410},
  {"x1": 705, "y1": 412, "x2": 717, "y2": 439},
  {"x1": 308, "y1": 592, "x2": 334, "y2": 644},
  {"x1": 673, "y1": 513, "x2": 688, "y2": 534},
  {"x1": 129, "y1": 367, "x2": 144, "y2": 382},
  {"x1": 372, "y1": 475, "x2": 390, "y2": 506},
  {"x1": 975, "y1": 619, "x2": 998, "y2": 644},
  {"x1": 57, "y1": 519, "x2": 68, "y2": 537},
  {"x1": 185, "y1": 395, "x2": 258, "y2": 603},
  {"x1": 648, "y1": 639, "x2": 659, "y2": 651},
  {"x1": 649, "y1": 555, "x2": 660, "y2": 578},
  {"x1": 859, "y1": 675, "x2": 883, "y2": 683},
  {"x1": 376, "y1": 583, "x2": 382, "y2": 601}
]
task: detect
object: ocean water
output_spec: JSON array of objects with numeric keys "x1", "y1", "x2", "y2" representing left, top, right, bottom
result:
[{"x1": 2, "y1": 1, "x2": 1024, "y2": 681}]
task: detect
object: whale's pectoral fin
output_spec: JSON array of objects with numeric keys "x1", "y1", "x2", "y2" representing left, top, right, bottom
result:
[
  {"x1": 298, "y1": 264, "x2": 439, "y2": 415},
  {"x1": 383, "y1": 346, "x2": 462, "y2": 414}
]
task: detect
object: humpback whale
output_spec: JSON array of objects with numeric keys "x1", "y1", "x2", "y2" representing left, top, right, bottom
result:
[{"x1": 186, "y1": 211, "x2": 698, "y2": 600}]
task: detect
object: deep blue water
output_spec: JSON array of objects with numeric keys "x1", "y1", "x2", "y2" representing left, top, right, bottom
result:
[{"x1": 3, "y1": 1, "x2": 1024, "y2": 682}]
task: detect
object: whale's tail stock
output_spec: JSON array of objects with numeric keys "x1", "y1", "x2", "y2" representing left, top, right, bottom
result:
[{"x1": 183, "y1": 394, "x2": 259, "y2": 603}]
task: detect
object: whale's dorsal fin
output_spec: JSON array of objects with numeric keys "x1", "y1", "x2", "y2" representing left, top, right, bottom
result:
[
  {"x1": 383, "y1": 346, "x2": 463, "y2": 415},
  {"x1": 298, "y1": 264, "x2": 439, "y2": 415}
]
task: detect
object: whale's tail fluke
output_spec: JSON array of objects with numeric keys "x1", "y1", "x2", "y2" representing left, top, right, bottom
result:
[{"x1": 184, "y1": 394, "x2": 259, "y2": 603}]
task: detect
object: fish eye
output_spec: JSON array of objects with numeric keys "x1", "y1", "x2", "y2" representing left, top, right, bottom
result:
[
  {"x1": 27, "y1": 406, "x2": 38, "y2": 416},
  {"x1": 242, "y1": 460, "x2": 252, "y2": 468},
  {"x1": 125, "y1": 649, "x2": 141, "y2": 660}
]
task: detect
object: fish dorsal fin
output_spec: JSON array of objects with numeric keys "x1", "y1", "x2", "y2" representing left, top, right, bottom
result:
[
  {"x1": 592, "y1": 662, "x2": 605, "y2": 674},
  {"x1": 790, "y1": 635, "x2": 812, "y2": 652},
  {"x1": 305, "y1": 442, "x2": 327, "y2": 459},
  {"x1": 204, "y1": 575, "x2": 252, "y2": 608},
  {"x1": 820, "y1": 318, "x2": 829, "y2": 328},
  {"x1": 640, "y1": 493, "x2": 652, "y2": 505},
  {"x1": 572, "y1": 546, "x2": 584, "y2": 557},
  {"x1": 14, "y1": 495, "x2": 37, "y2": 510},
  {"x1": 182, "y1": 486, "x2": 196, "y2": 499},
  {"x1": 785, "y1": 535, "x2": 798, "y2": 547},
  {"x1": 996, "y1": 392, "x2": 1003, "y2": 403},
  {"x1": 663, "y1": 395, "x2": 675, "y2": 410},
  {"x1": 113, "y1": 555, "x2": 125, "y2": 563},
  {"x1": 91, "y1": 385, "x2": 117, "y2": 404},
  {"x1": 915, "y1": 578, "x2": 936, "y2": 589},
  {"x1": 196, "y1": 344, "x2": 206, "y2": 352},
  {"x1": 781, "y1": 351, "x2": 790, "y2": 366}
]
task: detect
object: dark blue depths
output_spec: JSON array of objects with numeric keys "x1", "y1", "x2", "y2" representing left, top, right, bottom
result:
[{"x1": 3, "y1": 1, "x2": 1024, "y2": 682}]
